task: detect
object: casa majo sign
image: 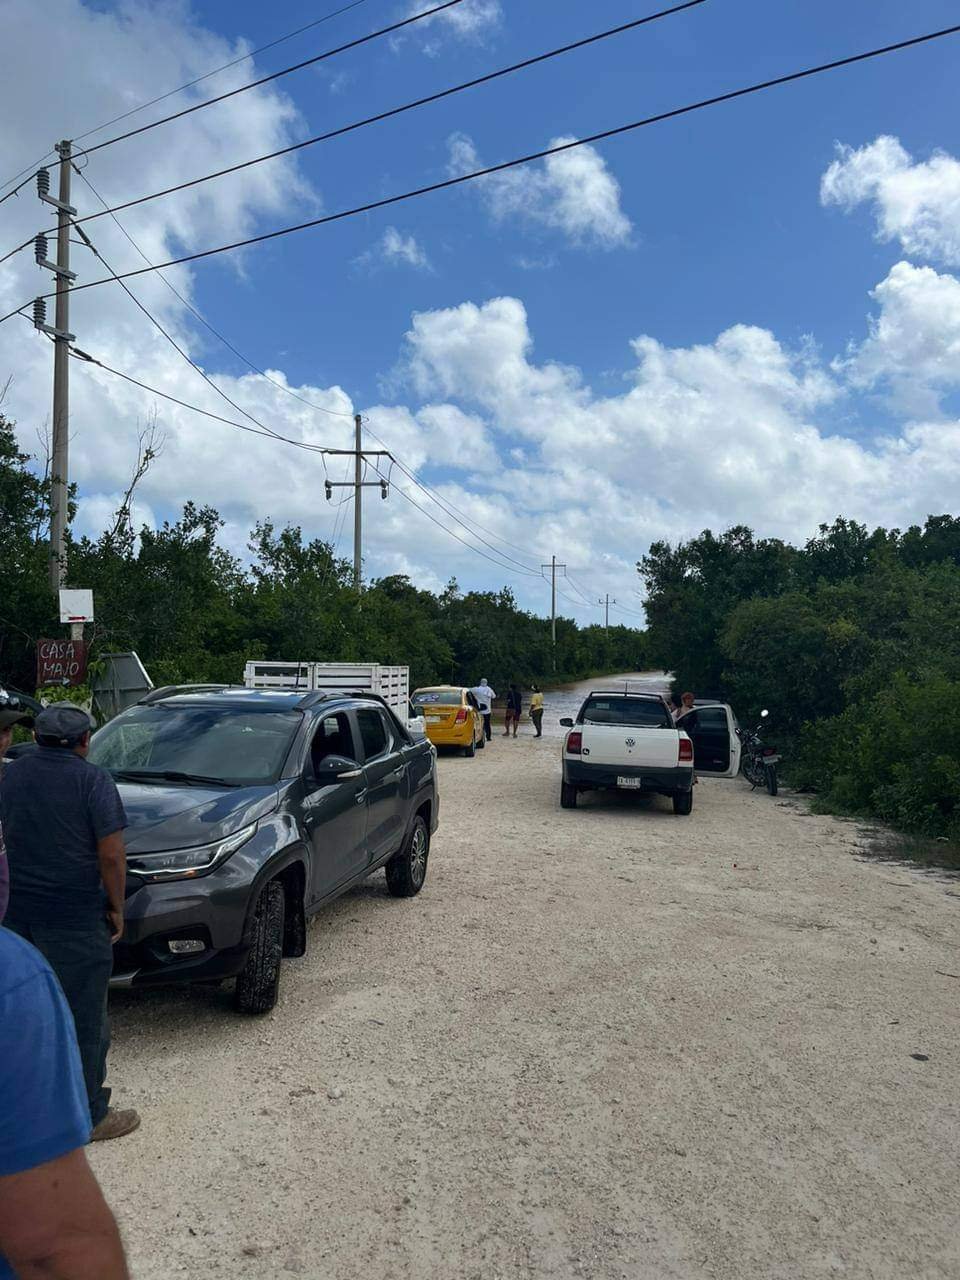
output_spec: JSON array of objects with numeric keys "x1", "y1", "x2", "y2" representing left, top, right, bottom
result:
[{"x1": 36, "y1": 638, "x2": 89, "y2": 687}]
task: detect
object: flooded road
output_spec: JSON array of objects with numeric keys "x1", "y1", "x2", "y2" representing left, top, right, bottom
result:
[{"x1": 535, "y1": 670, "x2": 670, "y2": 737}]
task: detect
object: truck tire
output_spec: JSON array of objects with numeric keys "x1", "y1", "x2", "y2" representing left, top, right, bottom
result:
[
  {"x1": 235, "y1": 879, "x2": 285, "y2": 1015},
  {"x1": 560, "y1": 781, "x2": 578, "y2": 809},
  {"x1": 673, "y1": 790, "x2": 693, "y2": 816},
  {"x1": 386, "y1": 815, "x2": 429, "y2": 897}
]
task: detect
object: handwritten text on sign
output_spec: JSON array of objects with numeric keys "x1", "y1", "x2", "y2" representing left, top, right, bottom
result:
[{"x1": 37, "y1": 639, "x2": 89, "y2": 687}]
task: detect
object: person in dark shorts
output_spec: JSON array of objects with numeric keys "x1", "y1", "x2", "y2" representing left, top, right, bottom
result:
[
  {"x1": 503, "y1": 684, "x2": 522, "y2": 737},
  {"x1": 1, "y1": 703, "x2": 140, "y2": 1142}
]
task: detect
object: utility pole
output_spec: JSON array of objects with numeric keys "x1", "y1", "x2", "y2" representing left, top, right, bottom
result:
[
  {"x1": 598, "y1": 593, "x2": 617, "y2": 631},
  {"x1": 540, "y1": 554, "x2": 566, "y2": 670},
  {"x1": 33, "y1": 141, "x2": 77, "y2": 593},
  {"x1": 324, "y1": 416, "x2": 391, "y2": 590},
  {"x1": 353, "y1": 413, "x2": 363, "y2": 589}
]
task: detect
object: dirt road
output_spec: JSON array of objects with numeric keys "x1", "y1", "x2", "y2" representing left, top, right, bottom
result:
[{"x1": 94, "y1": 737, "x2": 960, "y2": 1279}]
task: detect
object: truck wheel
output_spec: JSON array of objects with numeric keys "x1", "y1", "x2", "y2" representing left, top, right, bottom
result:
[
  {"x1": 560, "y1": 781, "x2": 578, "y2": 809},
  {"x1": 463, "y1": 737, "x2": 476, "y2": 758},
  {"x1": 673, "y1": 790, "x2": 693, "y2": 816},
  {"x1": 235, "y1": 879, "x2": 285, "y2": 1015},
  {"x1": 386, "y1": 816, "x2": 429, "y2": 897},
  {"x1": 765, "y1": 764, "x2": 778, "y2": 796}
]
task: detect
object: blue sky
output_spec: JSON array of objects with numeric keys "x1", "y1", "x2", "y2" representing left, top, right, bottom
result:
[{"x1": 2, "y1": 0, "x2": 960, "y2": 625}]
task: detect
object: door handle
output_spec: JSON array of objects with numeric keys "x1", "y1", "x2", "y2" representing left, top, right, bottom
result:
[{"x1": 385, "y1": 768, "x2": 404, "y2": 782}]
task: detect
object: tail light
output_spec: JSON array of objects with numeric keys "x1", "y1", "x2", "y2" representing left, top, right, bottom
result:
[
  {"x1": 566, "y1": 730, "x2": 582, "y2": 754},
  {"x1": 454, "y1": 709, "x2": 468, "y2": 724},
  {"x1": 678, "y1": 737, "x2": 694, "y2": 764},
  {"x1": 762, "y1": 746, "x2": 777, "y2": 756}
]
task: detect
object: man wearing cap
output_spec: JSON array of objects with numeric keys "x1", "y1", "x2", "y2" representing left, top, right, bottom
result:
[
  {"x1": 0, "y1": 690, "x2": 35, "y2": 924},
  {"x1": 0, "y1": 702, "x2": 140, "y2": 1142}
]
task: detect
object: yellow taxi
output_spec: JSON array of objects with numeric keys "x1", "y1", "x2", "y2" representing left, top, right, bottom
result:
[{"x1": 411, "y1": 686, "x2": 485, "y2": 756}]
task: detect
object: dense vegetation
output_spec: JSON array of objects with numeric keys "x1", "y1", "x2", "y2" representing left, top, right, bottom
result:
[
  {"x1": 0, "y1": 415, "x2": 643, "y2": 701},
  {"x1": 641, "y1": 519, "x2": 960, "y2": 840}
]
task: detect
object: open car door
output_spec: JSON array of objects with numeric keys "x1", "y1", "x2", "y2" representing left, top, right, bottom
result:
[{"x1": 686, "y1": 704, "x2": 741, "y2": 778}]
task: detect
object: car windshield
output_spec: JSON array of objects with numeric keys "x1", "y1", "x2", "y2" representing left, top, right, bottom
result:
[
  {"x1": 413, "y1": 691, "x2": 461, "y2": 707},
  {"x1": 88, "y1": 704, "x2": 302, "y2": 785},
  {"x1": 579, "y1": 697, "x2": 671, "y2": 728}
]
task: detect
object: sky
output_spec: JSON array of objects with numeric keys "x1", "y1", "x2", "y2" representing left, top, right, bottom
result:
[{"x1": 1, "y1": 0, "x2": 959, "y2": 628}]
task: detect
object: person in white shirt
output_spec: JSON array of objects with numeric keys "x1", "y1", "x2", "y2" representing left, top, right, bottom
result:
[{"x1": 470, "y1": 679, "x2": 496, "y2": 742}]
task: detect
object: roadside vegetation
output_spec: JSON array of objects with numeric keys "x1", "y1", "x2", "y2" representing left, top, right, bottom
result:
[
  {"x1": 0, "y1": 415, "x2": 644, "y2": 701},
  {"x1": 640, "y1": 518, "x2": 960, "y2": 845}
]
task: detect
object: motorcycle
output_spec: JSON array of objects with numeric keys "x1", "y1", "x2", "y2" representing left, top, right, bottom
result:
[{"x1": 738, "y1": 709, "x2": 780, "y2": 796}]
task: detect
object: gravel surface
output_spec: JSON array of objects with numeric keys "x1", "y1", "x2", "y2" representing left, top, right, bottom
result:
[{"x1": 93, "y1": 737, "x2": 960, "y2": 1279}]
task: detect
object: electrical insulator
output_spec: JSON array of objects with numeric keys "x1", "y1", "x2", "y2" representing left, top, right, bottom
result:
[
  {"x1": 32, "y1": 298, "x2": 47, "y2": 329},
  {"x1": 380, "y1": 481, "x2": 388, "y2": 500},
  {"x1": 36, "y1": 168, "x2": 50, "y2": 198},
  {"x1": 324, "y1": 480, "x2": 332, "y2": 501},
  {"x1": 34, "y1": 234, "x2": 48, "y2": 264}
]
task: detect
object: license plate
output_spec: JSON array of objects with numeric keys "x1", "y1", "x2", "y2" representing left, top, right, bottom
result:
[
  {"x1": 617, "y1": 776, "x2": 643, "y2": 789},
  {"x1": 426, "y1": 716, "x2": 443, "y2": 724},
  {"x1": 763, "y1": 754, "x2": 781, "y2": 764}
]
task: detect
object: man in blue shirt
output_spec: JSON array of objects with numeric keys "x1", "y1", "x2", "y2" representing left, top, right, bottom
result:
[
  {"x1": 0, "y1": 704, "x2": 140, "y2": 1142},
  {"x1": 0, "y1": 928, "x2": 129, "y2": 1277}
]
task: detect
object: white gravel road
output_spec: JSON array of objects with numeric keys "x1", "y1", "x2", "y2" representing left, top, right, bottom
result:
[{"x1": 93, "y1": 736, "x2": 960, "y2": 1279}]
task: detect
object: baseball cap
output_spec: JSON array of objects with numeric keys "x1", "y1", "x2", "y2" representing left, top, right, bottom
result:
[{"x1": 35, "y1": 702, "x2": 94, "y2": 746}]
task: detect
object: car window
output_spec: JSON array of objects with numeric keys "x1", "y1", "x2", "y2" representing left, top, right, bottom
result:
[
  {"x1": 89, "y1": 705, "x2": 302, "y2": 784},
  {"x1": 579, "y1": 697, "x2": 671, "y2": 728},
  {"x1": 310, "y1": 713, "x2": 355, "y2": 771},
  {"x1": 413, "y1": 691, "x2": 461, "y2": 707},
  {"x1": 694, "y1": 707, "x2": 728, "y2": 731},
  {"x1": 356, "y1": 708, "x2": 391, "y2": 761}
]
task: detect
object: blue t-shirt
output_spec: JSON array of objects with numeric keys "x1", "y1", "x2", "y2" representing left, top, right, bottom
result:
[
  {"x1": 0, "y1": 928, "x2": 91, "y2": 1277},
  {"x1": 0, "y1": 748, "x2": 127, "y2": 928}
]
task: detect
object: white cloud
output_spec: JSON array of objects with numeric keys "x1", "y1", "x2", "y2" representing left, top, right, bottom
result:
[
  {"x1": 839, "y1": 261, "x2": 960, "y2": 416},
  {"x1": 448, "y1": 133, "x2": 632, "y2": 250},
  {"x1": 356, "y1": 226, "x2": 431, "y2": 271},
  {"x1": 821, "y1": 136, "x2": 960, "y2": 266},
  {"x1": 406, "y1": 0, "x2": 500, "y2": 41}
]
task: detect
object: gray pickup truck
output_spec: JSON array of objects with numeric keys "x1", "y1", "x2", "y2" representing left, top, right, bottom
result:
[{"x1": 86, "y1": 685, "x2": 439, "y2": 1013}]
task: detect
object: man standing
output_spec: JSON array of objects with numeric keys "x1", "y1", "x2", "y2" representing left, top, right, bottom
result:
[
  {"x1": 503, "y1": 684, "x2": 522, "y2": 738},
  {"x1": 470, "y1": 678, "x2": 496, "y2": 742},
  {"x1": 0, "y1": 704, "x2": 140, "y2": 1142},
  {"x1": 0, "y1": 691, "x2": 34, "y2": 924},
  {"x1": 529, "y1": 685, "x2": 545, "y2": 738},
  {"x1": 0, "y1": 928, "x2": 130, "y2": 1277}
]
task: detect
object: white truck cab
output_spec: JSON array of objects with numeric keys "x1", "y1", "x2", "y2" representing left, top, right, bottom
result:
[{"x1": 559, "y1": 690, "x2": 740, "y2": 815}]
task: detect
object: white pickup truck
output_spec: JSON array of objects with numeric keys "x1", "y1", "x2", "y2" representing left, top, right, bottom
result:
[{"x1": 558, "y1": 689, "x2": 741, "y2": 816}]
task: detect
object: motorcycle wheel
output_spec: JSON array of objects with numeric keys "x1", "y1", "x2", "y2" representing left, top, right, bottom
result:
[{"x1": 765, "y1": 764, "x2": 778, "y2": 796}]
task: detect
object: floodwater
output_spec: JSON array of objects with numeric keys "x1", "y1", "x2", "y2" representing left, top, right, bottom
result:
[{"x1": 524, "y1": 671, "x2": 670, "y2": 740}]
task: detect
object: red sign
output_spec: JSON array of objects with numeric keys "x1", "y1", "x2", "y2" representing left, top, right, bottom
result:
[{"x1": 36, "y1": 639, "x2": 89, "y2": 687}]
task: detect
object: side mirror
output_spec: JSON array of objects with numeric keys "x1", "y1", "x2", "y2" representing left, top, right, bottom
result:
[
  {"x1": 760, "y1": 709, "x2": 769, "y2": 719},
  {"x1": 311, "y1": 754, "x2": 362, "y2": 783},
  {"x1": 559, "y1": 717, "x2": 574, "y2": 728}
]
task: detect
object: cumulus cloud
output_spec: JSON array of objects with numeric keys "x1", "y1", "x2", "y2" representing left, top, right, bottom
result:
[
  {"x1": 355, "y1": 227, "x2": 431, "y2": 271},
  {"x1": 838, "y1": 261, "x2": 960, "y2": 416},
  {"x1": 448, "y1": 133, "x2": 632, "y2": 249},
  {"x1": 821, "y1": 136, "x2": 960, "y2": 266}
]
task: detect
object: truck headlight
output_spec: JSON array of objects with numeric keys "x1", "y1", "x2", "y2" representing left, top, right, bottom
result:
[{"x1": 127, "y1": 823, "x2": 257, "y2": 884}]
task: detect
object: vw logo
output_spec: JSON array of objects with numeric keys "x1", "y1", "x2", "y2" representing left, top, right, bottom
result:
[{"x1": 625, "y1": 737, "x2": 636, "y2": 747}]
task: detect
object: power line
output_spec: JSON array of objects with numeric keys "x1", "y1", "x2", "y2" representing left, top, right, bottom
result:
[
  {"x1": 10, "y1": 19, "x2": 957, "y2": 320},
  {"x1": 81, "y1": 0, "x2": 465, "y2": 157},
  {"x1": 73, "y1": 0, "x2": 707, "y2": 227},
  {"x1": 69, "y1": 219, "x2": 311, "y2": 450},
  {"x1": 0, "y1": 173, "x2": 37, "y2": 209},
  {"x1": 361, "y1": 418, "x2": 544, "y2": 576},
  {"x1": 0, "y1": 0, "x2": 377, "y2": 197},
  {"x1": 73, "y1": 167, "x2": 353, "y2": 419}
]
